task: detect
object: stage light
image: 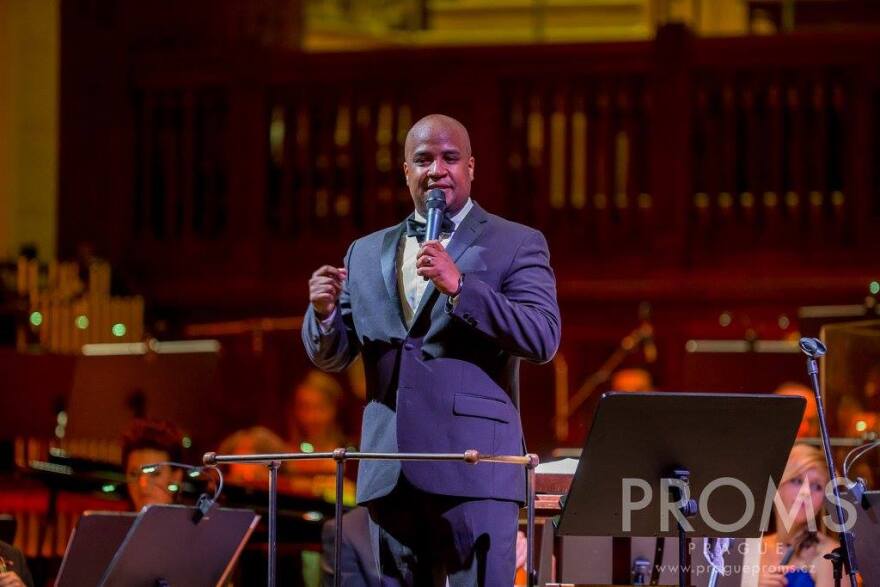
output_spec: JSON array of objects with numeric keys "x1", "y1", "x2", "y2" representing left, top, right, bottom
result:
[
  {"x1": 303, "y1": 511, "x2": 324, "y2": 522},
  {"x1": 870, "y1": 281, "x2": 879, "y2": 295},
  {"x1": 30, "y1": 311, "x2": 43, "y2": 326},
  {"x1": 182, "y1": 436, "x2": 193, "y2": 448},
  {"x1": 101, "y1": 484, "x2": 116, "y2": 493},
  {"x1": 75, "y1": 315, "x2": 89, "y2": 329},
  {"x1": 300, "y1": 442, "x2": 315, "y2": 453},
  {"x1": 112, "y1": 323, "x2": 127, "y2": 337}
]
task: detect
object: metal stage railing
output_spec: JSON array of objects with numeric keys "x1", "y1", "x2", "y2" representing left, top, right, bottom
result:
[{"x1": 203, "y1": 448, "x2": 540, "y2": 587}]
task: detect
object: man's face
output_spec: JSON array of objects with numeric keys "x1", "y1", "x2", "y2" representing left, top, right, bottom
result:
[{"x1": 403, "y1": 124, "x2": 475, "y2": 216}]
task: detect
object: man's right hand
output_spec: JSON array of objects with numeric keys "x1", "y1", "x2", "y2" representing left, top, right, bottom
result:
[{"x1": 309, "y1": 265, "x2": 347, "y2": 319}]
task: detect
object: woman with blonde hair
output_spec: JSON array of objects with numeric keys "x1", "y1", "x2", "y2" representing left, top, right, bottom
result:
[{"x1": 758, "y1": 443, "x2": 846, "y2": 587}]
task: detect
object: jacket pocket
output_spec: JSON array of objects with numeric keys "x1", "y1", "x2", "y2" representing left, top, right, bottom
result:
[{"x1": 453, "y1": 393, "x2": 511, "y2": 423}]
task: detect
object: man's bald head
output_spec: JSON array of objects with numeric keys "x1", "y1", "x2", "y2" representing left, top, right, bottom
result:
[
  {"x1": 402, "y1": 113, "x2": 475, "y2": 216},
  {"x1": 404, "y1": 114, "x2": 472, "y2": 161}
]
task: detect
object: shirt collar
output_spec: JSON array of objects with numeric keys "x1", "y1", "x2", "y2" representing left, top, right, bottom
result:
[{"x1": 412, "y1": 197, "x2": 473, "y2": 230}]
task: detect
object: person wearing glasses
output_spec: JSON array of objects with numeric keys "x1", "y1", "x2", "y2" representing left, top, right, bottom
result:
[{"x1": 121, "y1": 419, "x2": 186, "y2": 512}]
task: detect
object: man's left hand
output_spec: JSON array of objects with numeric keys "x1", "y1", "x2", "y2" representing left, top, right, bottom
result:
[{"x1": 416, "y1": 241, "x2": 461, "y2": 295}]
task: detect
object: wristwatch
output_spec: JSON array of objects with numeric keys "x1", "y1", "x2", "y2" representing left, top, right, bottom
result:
[{"x1": 451, "y1": 273, "x2": 465, "y2": 299}]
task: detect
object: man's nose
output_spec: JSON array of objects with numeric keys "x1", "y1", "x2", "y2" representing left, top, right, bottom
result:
[{"x1": 428, "y1": 160, "x2": 447, "y2": 177}]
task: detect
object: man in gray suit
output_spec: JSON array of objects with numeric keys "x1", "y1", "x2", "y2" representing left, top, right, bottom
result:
[{"x1": 303, "y1": 114, "x2": 560, "y2": 585}]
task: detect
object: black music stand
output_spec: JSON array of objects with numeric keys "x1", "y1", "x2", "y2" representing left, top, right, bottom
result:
[
  {"x1": 56, "y1": 511, "x2": 137, "y2": 587},
  {"x1": 556, "y1": 392, "x2": 804, "y2": 587},
  {"x1": 832, "y1": 489, "x2": 880, "y2": 586},
  {"x1": 96, "y1": 504, "x2": 259, "y2": 587}
]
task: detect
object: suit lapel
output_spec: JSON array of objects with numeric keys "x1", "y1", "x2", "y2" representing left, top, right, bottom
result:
[
  {"x1": 380, "y1": 222, "x2": 408, "y2": 333},
  {"x1": 409, "y1": 202, "x2": 489, "y2": 329}
]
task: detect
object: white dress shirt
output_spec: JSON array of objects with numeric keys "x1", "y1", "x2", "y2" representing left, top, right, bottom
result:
[
  {"x1": 398, "y1": 198, "x2": 473, "y2": 326},
  {"x1": 318, "y1": 198, "x2": 474, "y2": 332}
]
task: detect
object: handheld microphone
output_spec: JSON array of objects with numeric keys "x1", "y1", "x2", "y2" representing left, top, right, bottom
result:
[{"x1": 425, "y1": 189, "x2": 447, "y2": 242}]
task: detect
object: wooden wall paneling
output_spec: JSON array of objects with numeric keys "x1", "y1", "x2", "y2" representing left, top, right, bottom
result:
[
  {"x1": 393, "y1": 95, "x2": 413, "y2": 222},
  {"x1": 633, "y1": 81, "x2": 654, "y2": 255},
  {"x1": 763, "y1": 78, "x2": 785, "y2": 248},
  {"x1": 226, "y1": 80, "x2": 266, "y2": 272},
  {"x1": 527, "y1": 88, "x2": 549, "y2": 239},
  {"x1": 569, "y1": 86, "x2": 589, "y2": 246},
  {"x1": 690, "y1": 79, "x2": 712, "y2": 256},
  {"x1": 57, "y1": 25, "x2": 880, "y2": 320},
  {"x1": 160, "y1": 91, "x2": 182, "y2": 241},
  {"x1": 501, "y1": 82, "x2": 527, "y2": 226},
  {"x1": 293, "y1": 91, "x2": 314, "y2": 239},
  {"x1": 310, "y1": 87, "x2": 334, "y2": 236},
  {"x1": 181, "y1": 90, "x2": 196, "y2": 242},
  {"x1": 592, "y1": 82, "x2": 612, "y2": 253},
  {"x1": 352, "y1": 92, "x2": 377, "y2": 233},
  {"x1": 334, "y1": 91, "x2": 356, "y2": 241},
  {"x1": 740, "y1": 80, "x2": 760, "y2": 243},
  {"x1": 806, "y1": 77, "x2": 828, "y2": 244},
  {"x1": 462, "y1": 75, "x2": 505, "y2": 216},
  {"x1": 613, "y1": 82, "x2": 634, "y2": 252},
  {"x1": 847, "y1": 65, "x2": 877, "y2": 247},
  {"x1": 548, "y1": 84, "x2": 569, "y2": 228},
  {"x1": 785, "y1": 79, "x2": 806, "y2": 236},
  {"x1": 717, "y1": 79, "x2": 738, "y2": 251},
  {"x1": 264, "y1": 89, "x2": 284, "y2": 236},
  {"x1": 828, "y1": 79, "x2": 848, "y2": 241},
  {"x1": 134, "y1": 91, "x2": 152, "y2": 239},
  {"x1": 650, "y1": 25, "x2": 692, "y2": 266}
]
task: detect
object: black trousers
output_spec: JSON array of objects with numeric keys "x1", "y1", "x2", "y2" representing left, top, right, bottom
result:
[{"x1": 366, "y1": 478, "x2": 519, "y2": 587}]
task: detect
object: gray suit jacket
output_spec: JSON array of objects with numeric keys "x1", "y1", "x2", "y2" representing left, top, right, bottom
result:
[{"x1": 302, "y1": 202, "x2": 560, "y2": 504}]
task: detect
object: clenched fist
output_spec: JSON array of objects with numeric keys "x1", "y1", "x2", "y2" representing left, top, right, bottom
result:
[{"x1": 309, "y1": 265, "x2": 347, "y2": 319}]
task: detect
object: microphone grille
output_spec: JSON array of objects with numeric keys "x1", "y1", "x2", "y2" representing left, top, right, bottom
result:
[{"x1": 426, "y1": 189, "x2": 447, "y2": 210}]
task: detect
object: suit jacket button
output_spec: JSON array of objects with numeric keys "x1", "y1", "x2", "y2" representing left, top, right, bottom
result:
[{"x1": 404, "y1": 343, "x2": 415, "y2": 351}]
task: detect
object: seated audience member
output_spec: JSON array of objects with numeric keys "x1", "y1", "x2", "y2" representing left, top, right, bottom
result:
[
  {"x1": 122, "y1": 419, "x2": 186, "y2": 512},
  {"x1": 0, "y1": 540, "x2": 33, "y2": 587},
  {"x1": 218, "y1": 426, "x2": 291, "y2": 484},
  {"x1": 774, "y1": 382, "x2": 820, "y2": 438},
  {"x1": 759, "y1": 443, "x2": 844, "y2": 587},
  {"x1": 285, "y1": 371, "x2": 348, "y2": 477}
]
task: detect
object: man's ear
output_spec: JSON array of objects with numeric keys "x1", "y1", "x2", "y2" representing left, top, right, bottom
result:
[{"x1": 468, "y1": 156, "x2": 475, "y2": 181}]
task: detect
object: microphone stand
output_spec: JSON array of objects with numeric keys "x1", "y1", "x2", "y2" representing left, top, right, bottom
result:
[
  {"x1": 799, "y1": 337, "x2": 859, "y2": 587},
  {"x1": 203, "y1": 449, "x2": 540, "y2": 587}
]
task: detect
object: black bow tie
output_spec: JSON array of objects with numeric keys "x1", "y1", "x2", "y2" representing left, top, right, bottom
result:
[{"x1": 405, "y1": 215, "x2": 455, "y2": 243}]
